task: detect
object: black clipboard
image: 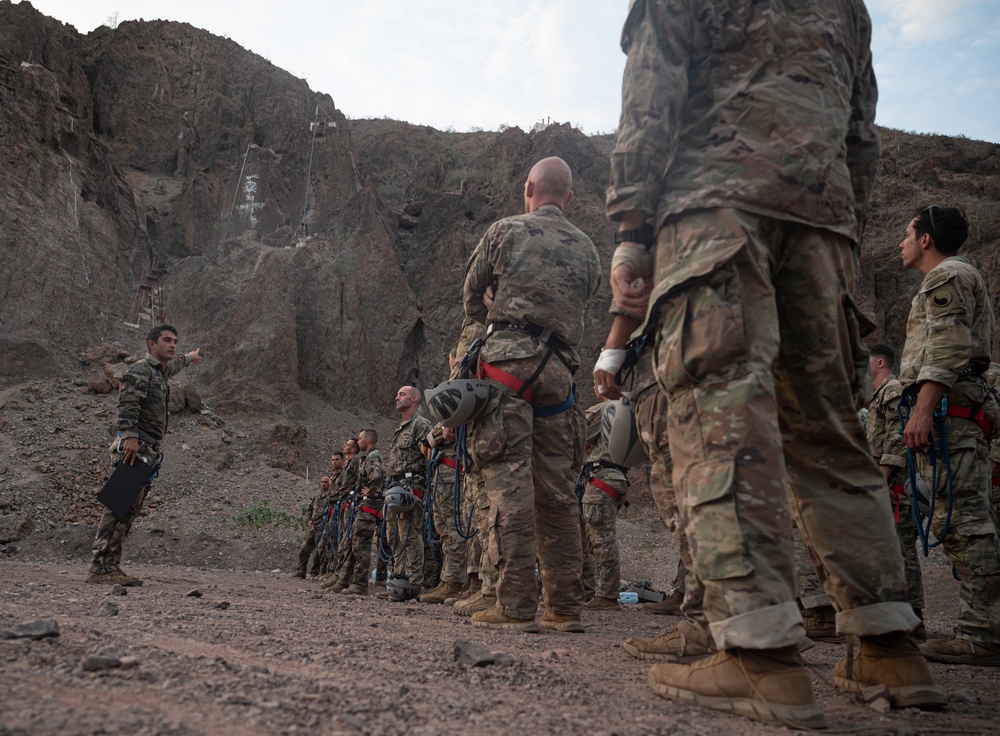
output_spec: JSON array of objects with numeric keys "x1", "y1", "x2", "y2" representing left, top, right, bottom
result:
[{"x1": 97, "y1": 460, "x2": 156, "y2": 518}]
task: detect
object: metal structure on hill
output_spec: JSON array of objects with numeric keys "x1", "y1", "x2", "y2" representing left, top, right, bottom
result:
[{"x1": 124, "y1": 256, "x2": 167, "y2": 329}]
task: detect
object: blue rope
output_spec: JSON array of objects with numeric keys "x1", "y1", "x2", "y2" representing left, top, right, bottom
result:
[
  {"x1": 452, "y1": 424, "x2": 478, "y2": 540},
  {"x1": 898, "y1": 394, "x2": 955, "y2": 555}
]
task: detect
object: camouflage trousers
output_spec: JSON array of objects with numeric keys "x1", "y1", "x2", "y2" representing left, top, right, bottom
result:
[
  {"x1": 432, "y1": 471, "x2": 469, "y2": 585},
  {"x1": 887, "y1": 471, "x2": 924, "y2": 610},
  {"x1": 470, "y1": 353, "x2": 585, "y2": 619},
  {"x1": 651, "y1": 209, "x2": 917, "y2": 649},
  {"x1": 633, "y1": 360, "x2": 706, "y2": 631},
  {"x1": 89, "y1": 446, "x2": 158, "y2": 574},
  {"x1": 580, "y1": 478, "x2": 625, "y2": 599},
  {"x1": 915, "y1": 433, "x2": 1000, "y2": 646},
  {"x1": 339, "y1": 507, "x2": 380, "y2": 589},
  {"x1": 297, "y1": 527, "x2": 321, "y2": 576},
  {"x1": 464, "y1": 469, "x2": 498, "y2": 594},
  {"x1": 793, "y1": 521, "x2": 831, "y2": 610},
  {"x1": 384, "y1": 503, "x2": 424, "y2": 584}
]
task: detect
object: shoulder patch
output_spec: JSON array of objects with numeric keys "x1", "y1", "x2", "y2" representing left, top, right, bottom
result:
[{"x1": 924, "y1": 282, "x2": 962, "y2": 317}]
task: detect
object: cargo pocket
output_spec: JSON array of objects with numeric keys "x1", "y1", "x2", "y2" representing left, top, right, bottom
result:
[
  {"x1": 842, "y1": 294, "x2": 876, "y2": 410},
  {"x1": 655, "y1": 262, "x2": 747, "y2": 395},
  {"x1": 487, "y1": 506, "x2": 504, "y2": 568},
  {"x1": 470, "y1": 391, "x2": 506, "y2": 466},
  {"x1": 683, "y1": 457, "x2": 754, "y2": 580}
]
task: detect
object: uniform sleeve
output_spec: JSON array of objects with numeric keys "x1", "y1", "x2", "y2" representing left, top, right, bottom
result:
[
  {"x1": 585, "y1": 406, "x2": 604, "y2": 451},
  {"x1": 366, "y1": 453, "x2": 387, "y2": 490},
  {"x1": 878, "y1": 393, "x2": 907, "y2": 469},
  {"x1": 163, "y1": 354, "x2": 191, "y2": 380},
  {"x1": 456, "y1": 223, "x2": 504, "y2": 360},
  {"x1": 845, "y1": 3, "x2": 880, "y2": 241},
  {"x1": 915, "y1": 274, "x2": 973, "y2": 388},
  {"x1": 116, "y1": 366, "x2": 148, "y2": 439},
  {"x1": 606, "y1": 0, "x2": 694, "y2": 221}
]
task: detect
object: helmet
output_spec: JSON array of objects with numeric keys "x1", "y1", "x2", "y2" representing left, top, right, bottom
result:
[
  {"x1": 906, "y1": 475, "x2": 931, "y2": 518},
  {"x1": 424, "y1": 379, "x2": 492, "y2": 428},
  {"x1": 600, "y1": 395, "x2": 648, "y2": 468},
  {"x1": 384, "y1": 485, "x2": 418, "y2": 511},
  {"x1": 386, "y1": 575, "x2": 421, "y2": 602}
]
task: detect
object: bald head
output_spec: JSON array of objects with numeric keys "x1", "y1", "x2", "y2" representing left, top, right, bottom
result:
[
  {"x1": 395, "y1": 385, "x2": 421, "y2": 418},
  {"x1": 524, "y1": 157, "x2": 573, "y2": 213}
]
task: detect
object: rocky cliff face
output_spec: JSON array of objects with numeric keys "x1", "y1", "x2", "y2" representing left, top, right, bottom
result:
[{"x1": 2, "y1": 1, "x2": 999, "y2": 422}]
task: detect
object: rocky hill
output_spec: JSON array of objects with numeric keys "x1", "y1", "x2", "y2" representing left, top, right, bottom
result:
[{"x1": 1, "y1": 3, "x2": 1000, "y2": 546}]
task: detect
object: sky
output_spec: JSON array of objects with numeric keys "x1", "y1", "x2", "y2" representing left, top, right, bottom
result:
[{"x1": 17, "y1": 0, "x2": 1000, "y2": 144}]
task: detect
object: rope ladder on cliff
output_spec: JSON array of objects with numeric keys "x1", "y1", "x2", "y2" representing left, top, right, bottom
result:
[{"x1": 124, "y1": 256, "x2": 167, "y2": 329}]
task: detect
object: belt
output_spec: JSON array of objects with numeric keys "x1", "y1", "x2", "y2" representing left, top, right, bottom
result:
[
  {"x1": 588, "y1": 476, "x2": 623, "y2": 503},
  {"x1": 589, "y1": 460, "x2": 629, "y2": 475},
  {"x1": 945, "y1": 405, "x2": 992, "y2": 437},
  {"x1": 486, "y1": 321, "x2": 568, "y2": 351}
]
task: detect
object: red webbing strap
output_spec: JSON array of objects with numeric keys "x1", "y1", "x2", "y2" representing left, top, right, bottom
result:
[
  {"x1": 945, "y1": 405, "x2": 992, "y2": 437},
  {"x1": 440, "y1": 456, "x2": 464, "y2": 472},
  {"x1": 889, "y1": 483, "x2": 906, "y2": 524},
  {"x1": 359, "y1": 505, "x2": 383, "y2": 521},
  {"x1": 588, "y1": 476, "x2": 622, "y2": 502},
  {"x1": 478, "y1": 360, "x2": 535, "y2": 404}
]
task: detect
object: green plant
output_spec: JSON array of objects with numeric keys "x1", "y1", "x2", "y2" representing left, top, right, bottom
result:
[
  {"x1": 29, "y1": 138, "x2": 51, "y2": 167},
  {"x1": 228, "y1": 497, "x2": 302, "y2": 537}
]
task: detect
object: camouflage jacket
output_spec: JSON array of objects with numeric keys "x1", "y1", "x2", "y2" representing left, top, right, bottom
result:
[
  {"x1": 357, "y1": 449, "x2": 386, "y2": 505},
  {"x1": 387, "y1": 414, "x2": 433, "y2": 484},
  {"x1": 866, "y1": 376, "x2": 907, "y2": 471},
  {"x1": 334, "y1": 454, "x2": 362, "y2": 499},
  {"x1": 458, "y1": 203, "x2": 601, "y2": 370},
  {"x1": 116, "y1": 353, "x2": 192, "y2": 443},
  {"x1": 606, "y1": 0, "x2": 878, "y2": 306},
  {"x1": 899, "y1": 257, "x2": 995, "y2": 389},
  {"x1": 308, "y1": 468, "x2": 342, "y2": 524}
]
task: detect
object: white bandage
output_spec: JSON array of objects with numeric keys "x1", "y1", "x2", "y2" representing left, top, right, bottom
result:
[{"x1": 593, "y1": 348, "x2": 627, "y2": 375}]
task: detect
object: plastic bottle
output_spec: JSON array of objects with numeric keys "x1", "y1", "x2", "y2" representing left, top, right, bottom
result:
[{"x1": 618, "y1": 591, "x2": 639, "y2": 604}]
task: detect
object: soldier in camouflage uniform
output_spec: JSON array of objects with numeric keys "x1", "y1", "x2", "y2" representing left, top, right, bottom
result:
[
  {"x1": 382, "y1": 386, "x2": 432, "y2": 592},
  {"x1": 323, "y1": 439, "x2": 362, "y2": 590},
  {"x1": 579, "y1": 403, "x2": 628, "y2": 609},
  {"x1": 296, "y1": 474, "x2": 334, "y2": 578},
  {"x1": 315, "y1": 453, "x2": 347, "y2": 575},
  {"x1": 866, "y1": 344, "x2": 925, "y2": 622},
  {"x1": 897, "y1": 206, "x2": 1000, "y2": 666},
  {"x1": 339, "y1": 429, "x2": 386, "y2": 596},
  {"x1": 87, "y1": 324, "x2": 201, "y2": 585},
  {"x1": 596, "y1": 321, "x2": 715, "y2": 660},
  {"x1": 606, "y1": 1, "x2": 941, "y2": 725},
  {"x1": 986, "y1": 363, "x2": 1000, "y2": 522},
  {"x1": 456, "y1": 157, "x2": 601, "y2": 633},
  {"x1": 418, "y1": 423, "x2": 469, "y2": 603}
]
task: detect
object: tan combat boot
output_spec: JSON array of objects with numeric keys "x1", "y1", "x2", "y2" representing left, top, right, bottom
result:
[
  {"x1": 341, "y1": 584, "x2": 369, "y2": 596},
  {"x1": 321, "y1": 576, "x2": 343, "y2": 590},
  {"x1": 471, "y1": 606, "x2": 541, "y2": 633},
  {"x1": 419, "y1": 580, "x2": 464, "y2": 604},
  {"x1": 583, "y1": 596, "x2": 620, "y2": 610},
  {"x1": 624, "y1": 619, "x2": 715, "y2": 662},
  {"x1": 446, "y1": 573, "x2": 479, "y2": 606},
  {"x1": 919, "y1": 637, "x2": 1000, "y2": 666},
  {"x1": 803, "y1": 605, "x2": 843, "y2": 643},
  {"x1": 453, "y1": 591, "x2": 496, "y2": 616},
  {"x1": 835, "y1": 632, "x2": 947, "y2": 707},
  {"x1": 86, "y1": 567, "x2": 142, "y2": 586},
  {"x1": 642, "y1": 588, "x2": 684, "y2": 616},
  {"x1": 650, "y1": 646, "x2": 827, "y2": 729},
  {"x1": 540, "y1": 610, "x2": 585, "y2": 633}
]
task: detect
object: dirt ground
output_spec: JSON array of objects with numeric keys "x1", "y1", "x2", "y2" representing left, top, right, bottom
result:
[{"x1": 2, "y1": 530, "x2": 999, "y2": 735}]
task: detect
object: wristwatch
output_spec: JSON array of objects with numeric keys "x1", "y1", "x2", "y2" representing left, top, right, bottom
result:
[{"x1": 613, "y1": 223, "x2": 654, "y2": 247}]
